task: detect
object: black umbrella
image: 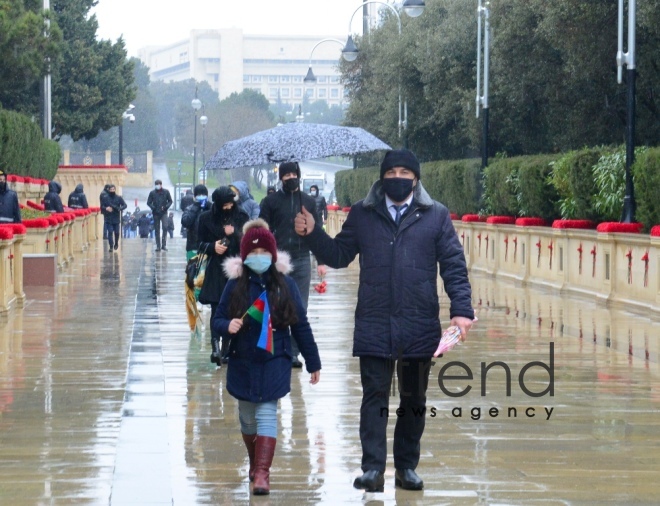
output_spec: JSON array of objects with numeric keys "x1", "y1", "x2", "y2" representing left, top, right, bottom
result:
[{"x1": 204, "y1": 122, "x2": 391, "y2": 170}]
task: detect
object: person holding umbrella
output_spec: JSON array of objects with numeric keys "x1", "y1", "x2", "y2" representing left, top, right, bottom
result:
[{"x1": 258, "y1": 162, "x2": 326, "y2": 369}]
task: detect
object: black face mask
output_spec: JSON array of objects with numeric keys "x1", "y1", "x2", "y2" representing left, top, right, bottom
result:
[
  {"x1": 382, "y1": 178, "x2": 414, "y2": 203},
  {"x1": 282, "y1": 178, "x2": 300, "y2": 192},
  {"x1": 0, "y1": 182, "x2": 6, "y2": 192}
]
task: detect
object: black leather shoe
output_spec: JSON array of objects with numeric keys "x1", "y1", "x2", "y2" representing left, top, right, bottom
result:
[
  {"x1": 155, "y1": 247, "x2": 161, "y2": 252},
  {"x1": 353, "y1": 470, "x2": 384, "y2": 492},
  {"x1": 395, "y1": 469, "x2": 423, "y2": 490},
  {"x1": 162, "y1": 246, "x2": 168, "y2": 251}
]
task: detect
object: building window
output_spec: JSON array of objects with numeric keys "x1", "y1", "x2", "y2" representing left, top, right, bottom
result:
[
  {"x1": 330, "y1": 76, "x2": 340, "y2": 84},
  {"x1": 318, "y1": 76, "x2": 328, "y2": 84},
  {"x1": 292, "y1": 76, "x2": 303, "y2": 83},
  {"x1": 243, "y1": 75, "x2": 250, "y2": 83},
  {"x1": 252, "y1": 75, "x2": 262, "y2": 83},
  {"x1": 318, "y1": 88, "x2": 327, "y2": 98},
  {"x1": 293, "y1": 88, "x2": 302, "y2": 98},
  {"x1": 269, "y1": 88, "x2": 279, "y2": 98},
  {"x1": 281, "y1": 76, "x2": 290, "y2": 83},
  {"x1": 330, "y1": 88, "x2": 339, "y2": 98},
  {"x1": 281, "y1": 88, "x2": 290, "y2": 98},
  {"x1": 306, "y1": 89, "x2": 315, "y2": 99},
  {"x1": 268, "y1": 75, "x2": 278, "y2": 83},
  {"x1": 179, "y1": 51, "x2": 188, "y2": 62}
]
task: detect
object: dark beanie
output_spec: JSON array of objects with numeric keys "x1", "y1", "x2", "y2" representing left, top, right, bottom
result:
[
  {"x1": 212, "y1": 186, "x2": 237, "y2": 205},
  {"x1": 193, "y1": 184, "x2": 208, "y2": 196},
  {"x1": 380, "y1": 149, "x2": 421, "y2": 180},
  {"x1": 241, "y1": 219, "x2": 278, "y2": 262},
  {"x1": 278, "y1": 162, "x2": 300, "y2": 180}
]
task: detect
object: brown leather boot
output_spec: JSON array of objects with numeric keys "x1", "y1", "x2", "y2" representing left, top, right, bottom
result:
[
  {"x1": 252, "y1": 435, "x2": 276, "y2": 495},
  {"x1": 241, "y1": 433, "x2": 256, "y2": 481}
]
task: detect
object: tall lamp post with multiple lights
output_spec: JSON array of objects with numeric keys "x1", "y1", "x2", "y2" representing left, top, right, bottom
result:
[
  {"x1": 191, "y1": 88, "x2": 202, "y2": 185},
  {"x1": 341, "y1": 0, "x2": 425, "y2": 146},
  {"x1": 616, "y1": 0, "x2": 637, "y2": 223},
  {"x1": 200, "y1": 111, "x2": 208, "y2": 185},
  {"x1": 118, "y1": 104, "x2": 135, "y2": 166}
]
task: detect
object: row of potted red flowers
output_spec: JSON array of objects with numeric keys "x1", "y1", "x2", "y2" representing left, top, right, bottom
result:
[
  {"x1": 458, "y1": 214, "x2": 655, "y2": 235},
  {"x1": 7, "y1": 175, "x2": 50, "y2": 185}
]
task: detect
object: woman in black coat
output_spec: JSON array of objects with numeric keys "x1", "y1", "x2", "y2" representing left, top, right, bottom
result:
[{"x1": 197, "y1": 186, "x2": 249, "y2": 365}]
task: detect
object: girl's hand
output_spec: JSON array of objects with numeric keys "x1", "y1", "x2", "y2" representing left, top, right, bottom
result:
[
  {"x1": 228, "y1": 318, "x2": 243, "y2": 334},
  {"x1": 215, "y1": 240, "x2": 228, "y2": 255},
  {"x1": 224, "y1": 224, "x2": 235, "y2": 236},
  {"x1": 309, "y1": 370, "x2": 320, "y2": 385}
]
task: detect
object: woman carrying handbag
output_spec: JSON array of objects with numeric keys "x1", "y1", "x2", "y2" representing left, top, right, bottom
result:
[{"x1": 197, "y1": 186, "x2": 249, "y2": 366}]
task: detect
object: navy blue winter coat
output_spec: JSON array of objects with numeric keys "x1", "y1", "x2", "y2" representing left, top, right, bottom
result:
[
  {"x1": 213, "y1": 254, "x2": 321, "y2": 403},
  {"x1": 304, "y1": 180, "x2": 474, "y2": 359}
]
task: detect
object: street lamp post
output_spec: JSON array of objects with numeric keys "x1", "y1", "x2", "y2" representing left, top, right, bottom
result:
[
  {"x1": 118, "y1": 104, "x2": 135, "y2": 166},
  {"x1": 200, "y1": 112, "x2": 208, "y2": 185},
  {"x1": 192, "y1": 88, "x2": 202, "y2": 186},
  {"x1": 616, "y1": 0, "x2": 637, "y2": 223},
  {"x1": 342, "y1": 1, "x2": 424, "y2": 147},
  {"x1": 303, "y1": 38, "x2": 345, "y2": 85},
  {"x1": 476, "y1": 0, "x2": 491, "y2": 169}
]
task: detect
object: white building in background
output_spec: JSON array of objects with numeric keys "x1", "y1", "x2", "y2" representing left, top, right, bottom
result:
[{"x1": 138, "y1": 29, "x2": 346, "y2": 108}]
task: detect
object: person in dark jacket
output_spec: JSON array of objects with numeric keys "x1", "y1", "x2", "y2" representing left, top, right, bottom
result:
[
  {"x1": 146, "y1": 179, "x2": 173, "y2": 251},
  {"x1": 197, "y1": 186, "x2": 249, "y2": 366},
  {"x1": 309, "y1": 184, "x2": 327, "y2": 224},
  {"x1": 180, "y1": 189, "x2": 195, "y2": 237},
  {"x1": 99, "y1": 184, "x2": 112, "y2": 240},
  {"x1": 67, "y1": 184, "x2": 89, "y2": 209},
  {"x1": 181, "y1": 184, "x2": 211, "y2": 260},
  {"x1": 137, "y1": 213, "x2": 151, "y2": 238},
  {"x1": 101, "y1": 184, "x2": 127, "y2": 251},
  {"x1": 0, "y1": 169, "x2": 21, "y2": 223},
  {"x1": 295, "y1": 149, "x2": 475, "y2": 493},
  {"x1": 213, "y1": 219, "x2": 321, "y2": 495},
  {"x1": 259, "y1": 186, "x2": 276, "y2": 207},
  {"x1": 259, "y1": 162, "x2": 326, "y2": 368},
  {"x1": 166, "y1": 212, "x2": 175, "y2": 238},
  {"x1": 43, "y1": 181, "x2": 64, "y2": 213}
]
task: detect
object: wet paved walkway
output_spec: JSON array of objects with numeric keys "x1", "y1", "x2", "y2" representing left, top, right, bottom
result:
[{"x1": 1, "y1": 237, "x2": 659, "y2": 505}]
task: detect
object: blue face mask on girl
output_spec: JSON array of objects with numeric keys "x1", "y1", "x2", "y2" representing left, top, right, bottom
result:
[{"x1": 244, "y1": 253, "x2": 272, "y2": 274}]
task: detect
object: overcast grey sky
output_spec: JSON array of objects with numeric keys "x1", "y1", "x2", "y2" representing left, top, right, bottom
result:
[{"x1": 93, "y1": 0, "x2": 390, "y2": 57}]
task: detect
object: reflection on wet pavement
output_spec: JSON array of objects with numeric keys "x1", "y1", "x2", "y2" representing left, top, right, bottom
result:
[{"x1": 0, "y1": 238, "x2": 658, "y2": 505}]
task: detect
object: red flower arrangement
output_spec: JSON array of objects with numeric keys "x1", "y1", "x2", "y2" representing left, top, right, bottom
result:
[
  {"x1": 486, "y1": 216, "x2": 516, "y2": 225},
  {"x1": 0, "y1": 228, "x2": 14, "y2": 240},
  {"x1": 0, "y1": 224, "x2": 27, "y2": 235},
  {"x1": 450, "y1": 213, "x2": 459, "y2": 220},
  {"x1": 650, "y1": 225, "x2": 660, "y2": 237},
  {"x1": 341, "y1": 207, "x2": 351, "y2": 213},
  {"x1": 23, "y1": 218, "x2": 50, "y2": 229},
  {"x1": 27, "y1": 201, "x2": 45, "y2": 211},
  {"x1": 461, "y1": 214, "x2": 486, "y2": 222},
  {"x1": 596, "y1": 222, "x2": 644, "y2": 234},
  {"x1": 552, "y1": 219, "x2": 596, "y2": 229},
  {"x1": 327, "y1": 205, "x2": 340, "y2": 211},
  {"x1": 515, "y1": 217, "x2": 547, "y2": 227},
  {"x1": 7, "y1": 175, "x2": 24, "y2": 183}
]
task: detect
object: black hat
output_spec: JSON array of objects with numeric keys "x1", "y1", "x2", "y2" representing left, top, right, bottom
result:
[
  {"x1": 212, "y1": 186, "x2": 237, "y2": 205},
  {"x1": 193, "y1": 184, "x2": 208, "y2": 196},
  {"x1": 380, "y1": 149, "x2": 421, "y2": 180},
  {"x1": 278, "y1": 162, "x2": 300, "y2": 180}
]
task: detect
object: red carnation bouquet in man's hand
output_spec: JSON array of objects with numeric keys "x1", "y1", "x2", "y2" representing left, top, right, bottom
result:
[{"x1": 313, "y1": 276, "x2": 327, "y2": 294}]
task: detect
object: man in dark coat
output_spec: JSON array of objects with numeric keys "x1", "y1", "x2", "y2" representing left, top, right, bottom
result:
[
  {"x1": 309, "y1": 184, "x2": 327, "y2": 224},
  {"x1": 197, "y1": 186, "x2": 250, "y2": 366},
  {"x1": 180, "y1": 189, "x2": 195, "y2": 237},
  {"x1": 67, "y1": 184, "x2": 89, "y2": 209},
  {"x1": 259, "y1": 162, "x2": 326, "y2": 368},
  {"x1": 0, "y1": 169, "x2": 21, "y2": 223},
  {"x1": 146, "y1": 179, "x2": 173, "y2": 251},
  {"x1": 137, "y1": 213, "x2": 151, "y2": 238},
  {"x1": 101, "y1": 184, "x2": 127, "y2": 251},
  {"x1": 181, "y1": 184, "x2": 211, "y2": 260},
  {"x1": 43, "y1": 181, "x2": 64, "y2": 213},
  {"x1": 295, "y1": 149, "x2": 474, "y2": 493}
]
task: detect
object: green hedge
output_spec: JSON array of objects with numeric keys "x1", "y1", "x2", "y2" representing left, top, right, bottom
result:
[
  {"x1": 335, "y1": 158, "x2": 481, "y2": 214},
  {"x1": 632, "y1": 147, "x2": 660, "y2": 230},
  {"x1": 0, "y1": 109, "x2": 60, "y2": 180}
]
